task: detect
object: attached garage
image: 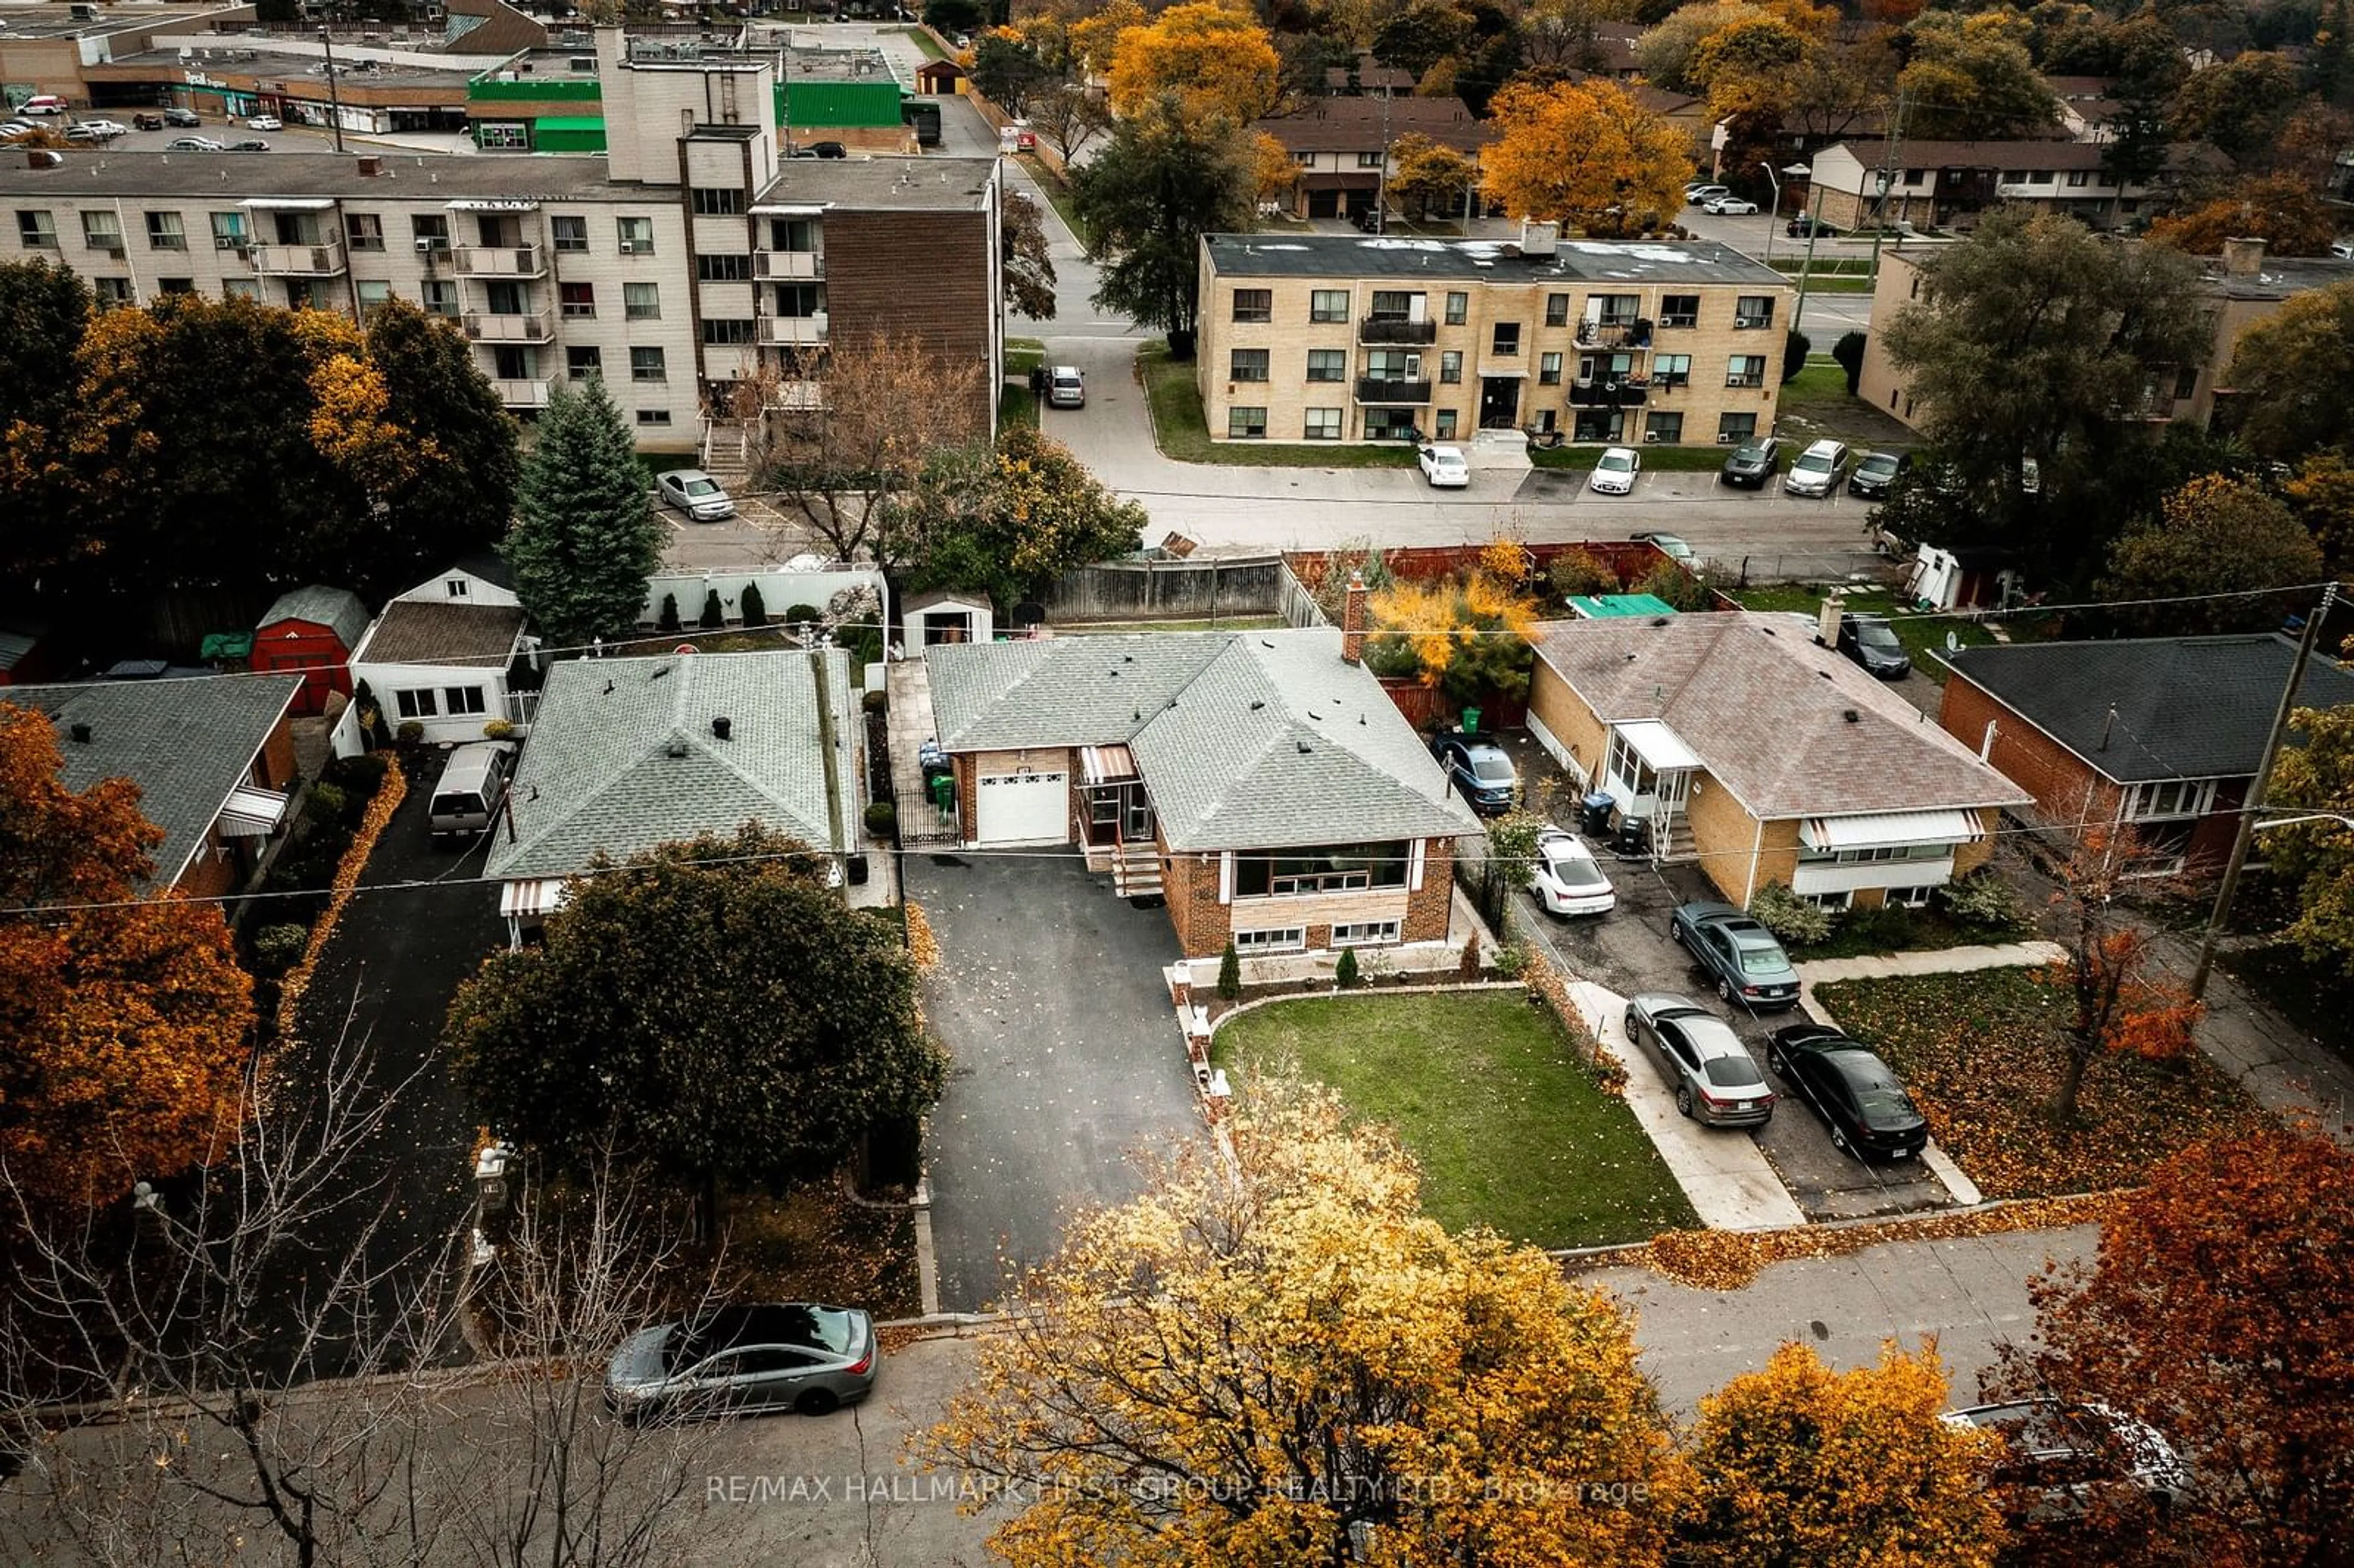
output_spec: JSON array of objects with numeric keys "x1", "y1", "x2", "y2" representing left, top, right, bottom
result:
[{"x1": 975, "y1": 766, "x2": 1070, "y2": 845}]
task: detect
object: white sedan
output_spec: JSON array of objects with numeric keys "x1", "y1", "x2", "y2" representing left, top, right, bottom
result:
[
  {"x1": 1529, "y1": 827, "x2": 1616, "y2": 916},
  {"x1": 1417, "y1": 443, "x2": 1470, "y2": 489},
  {"x1": 248, "y1": 113, "x2": 283, "y2": 131},
  {"x1": 656, "y1": 468, "x2": 737, "y2": 521},
  {"x1": 1705, "y1": 196, "x2": 1761, "y2": 215},
  {"x1": 1588, "y1": 446, "x2": 1640, "y2": 495}
]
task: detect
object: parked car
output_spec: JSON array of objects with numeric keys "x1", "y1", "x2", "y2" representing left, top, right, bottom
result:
[
  {"x1": 165, "y1": 135, "x2": 224, "y2": 151},
  {"x1": 163, "y1": 106, "x2": 202, "y2": 127},
  {"x1": 132, "y1": 111, "x2": 166, "y2": 130},
  {"x1": 806, "y1": 139, "x2": 847, "y2": 158},
  {"x1": 1846, "y1": 449, "x2": 1905, "y2": 500},
  {"x1": 1669, "y1": 900, "x2": 1800, "y2": 1010},
  {"x1": 1417, "y1": 443, "x2": 1470, "y2": 488},
  {"x1": 605, "y1": 1302, "x2": 878, "y2": 1423},
  {"x1": 1766, "y1": 1023, "x2": 1928, "y2": 1159},
  {"x1": 1831, "y1": 612, "x2": 1910, "y2": 679},
  {"x1": 1629, "y1": 529, "x2": 1694, "y2": 563},
  {"x1": 65, "y1": 118, "x2": 129, "y2": 141},
  {"x1": 1588, "y1": 446, "x2": 1640, "y2": 495},
  {"x1": 1786, "y1": 213, "x2": 1838, "y2": 238},
  {"x1": 656, "y1": 468, "x2": 736, "y2": 522},
  {"x1": 1528, "y1": 826, "x2": 1616, "y2": 916},
  {"x1": 246, "y1": 113, "x2": 282, "y2": 131},
  {"x1": 0, "y1": 121, "x2": 35, "y2": 140},
  {"x1": 1784, "y1": 438, "x2": 1849, "y2": 498},
  {"x1": 1684, "y1": 184, "x2": 1729, "y2": 206},
  {"x1": 1704, "y1": 196, "x2": 1760, "y2": 215},
  {"x1": 1046, "y1": 365, "x2": 1084, "y2": 408},
  {"x1": 226, "y1": 137, "x2": 270, "y2": 151},
  {"x1": 427, "y1": 742, "x2": 516, "y2": 841},
  {"x1": 1942, "y1": 1399, "x2": 2191, "y2": 1521},
  {"x1": 1623, "y1": 993, "x2": 1776, "y2": 1125},
  {"x1": 1719, "y1": 436, "x2": 1781, "y2": 487},
  {"x1": 19, "y1": 95, "x2": 67, "y2": 116},
  {"x1": 1430, "y1": 731, "x2": 1516, "y2": 815}
]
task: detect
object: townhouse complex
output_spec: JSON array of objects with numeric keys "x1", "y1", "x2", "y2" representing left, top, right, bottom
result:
[
  {"x1": 0, "y1": 27, "x2": 1003, "y2": 452},
  {"x1": 1194, "y1": 226, "x2": 1794, "y2": 448}
]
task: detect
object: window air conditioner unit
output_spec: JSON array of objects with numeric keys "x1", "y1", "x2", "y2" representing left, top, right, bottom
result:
[
  {"x1": 1717, "y1": 432, "x2": 1739, "y2": 443},
  {"x1": 1644, "y1": 431, "x2": 1663, "y2": 443},
  {"x1": 416, "y1": 237, "x2": 438, "y2": 252},
  {"x1": 619, "y1": 239, "x2": 638, "y2": 253}
]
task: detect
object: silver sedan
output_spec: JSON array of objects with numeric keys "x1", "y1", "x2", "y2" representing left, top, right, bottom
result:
[{"x1": 1622, "y1": 992, "x2": 1777, "y2": 1127}]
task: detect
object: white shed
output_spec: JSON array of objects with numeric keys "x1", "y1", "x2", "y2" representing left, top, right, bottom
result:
[{"x1": 902, "y1": 590, "x2": 994, "y2": 649}]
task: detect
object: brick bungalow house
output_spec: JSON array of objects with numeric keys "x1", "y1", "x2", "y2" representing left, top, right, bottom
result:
[
  {"x1": 1938, "y1": 634, "x2": 2354, "y2": 875},
  {"x1": 923, "y1": 586, "x2": 1481, "y2": 969}
]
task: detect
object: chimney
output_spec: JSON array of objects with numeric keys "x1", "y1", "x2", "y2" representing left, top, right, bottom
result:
[
  {"x1": 356, "y1": 154, "x2": 381, "y2": 177},
  {"x1": 1341, "y1": 570, "x2": 1367, "y2": 664},
  {"x1": 712, "y1": 715, "x2": 732, "y2": 741},
  {"x1": 69, "y1": 721, "x2": 91, "y2": 744},
  {"x1": 1520, "y1": 218, "x2": 1560, "y2": 257},
  {"x1": 2221, "y1": 235, "x2": 2267, "y2": 278}
]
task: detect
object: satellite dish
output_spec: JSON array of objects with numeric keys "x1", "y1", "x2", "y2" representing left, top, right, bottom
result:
[
  {"x1": 1945, "y1": 631, "x2": 1962, "y2": 653},
  {"x1": 675, "y1": 642, "x2": 699, "y2": 655}
]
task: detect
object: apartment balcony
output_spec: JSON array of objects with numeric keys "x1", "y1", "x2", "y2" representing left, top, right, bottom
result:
[
  {"x1": 1574, "y1": 319, "x2": 1651, "y2": 348},
  {"x1": 249, "y1": 238, "x2": 348, "y2": 276},
  {"x1": 454, "y1": 242, "x2": 546, "y2": 277},
  {"x1": 755, "y1": 250, "x2": 825, "y2": 280},
  {"x1": 491, "y1": 378, "x2": 552, "y2": 408},
  {"x1": 1358, "y1": 316, "x2": 1436, "y2": 345},
  {"x1": 1568, "y1": 379, "x2": 1648, "y2": 408},
  {"x1": 465, "y1": 310, "x2": 554, "y2": 343},
  {"x1": 1355, "y1": 376, "x2": 1433, "y2": 405},
  {"x1": 758, "y1": 313, "x2": 830, "y2": 346}
]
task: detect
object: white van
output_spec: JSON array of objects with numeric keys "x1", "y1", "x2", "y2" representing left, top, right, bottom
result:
[
  {"x1": 428, "y1": 742, "x2": 516, "y2": 840},
  {"x1": 20, "y1": 95, "x2": 67, "y2": 116}
]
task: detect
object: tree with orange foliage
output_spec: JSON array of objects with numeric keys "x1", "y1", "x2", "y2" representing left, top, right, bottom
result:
[
  {"x1": 2147, "y1": 173, "x2": 2338, "y2": 258},
  {"x1": 1364, "y1": 556, "x2": 1539, "y2": 706},
  {"x1": 1066, "y1": 0, "x2": 1144, "y2": 78},
  {"x1": 0, "y1": 703, "x2": 254, "y2": 1206},
  {"x1": 2035, "y1": 817, "x2": 2202, "y2": 1123},
  {"x1": 1480, "y1": 77, "x2": 1692, "y2": 235},
  {"x1": 1988, "y1": 1125, "x2": 2354, "y2": 1566},
  {"x1": 1106, "y1": 1, "x2": 1281, "y2": 126}
]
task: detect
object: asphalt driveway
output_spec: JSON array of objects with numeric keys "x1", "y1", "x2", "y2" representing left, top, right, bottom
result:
[{"x1": 908, "y1": 851, "x2": 1203, "y2": 1313}]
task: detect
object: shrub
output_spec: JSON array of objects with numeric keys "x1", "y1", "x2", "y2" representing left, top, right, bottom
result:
[
  {"x1": 1832, "y1": 330, "x2": 1867, "y2": 394},
  {"x1": 482, "y1": 718, "x2": 516, "y2": 741},
  {"x1": 1634, "y1": 559, "x2": 1713, "y2": 611},
  {"x1": 324, "y1": 752, "x2": 388, "y2": 796},
  {"x1": 1217, "y1": 939, "x2": 1241, "y2": 1000},
  {"x1": 861, "y1": 687, "x2": 888, "y2": 714},
  {"x1": 1491, "y1": 942, "x2": 1530, "y2": 980},
  {"x1": 657, "y1": 592, "x2": 682, "y2": 633},
  {"x1": 1335, "y1": 946, "x2": 1361, "y2": 989},
  {"x1": 1936, "y1": 867, "x2": 2031, "y2": 934},
  {"x1": 395, "y1": 720, "x2": 424, "y2": 747},
  {"x1": 1837, "y1": 902, "x2": 1922, "y2": 956},
  {"x1": 307, "y1": 781, "x2": 349, "y2": 824},
  {"x1": 1546, "y1": 546, "x2": 1620, "y2": 599},
  {"x1": 740, "y1": 582, "x2": 769, "y2": 628},
  {"x1": 1782, "y1": 329, "x2": 1811, "y2": 384},
  {"x1": 1458, "y1": 929, "x2": 1482, "y2": 978},
  {"x1": 864, "y1": 799, "x2": 898, "y2": 836},
  {"x1": 251, "y1": 923, "x2": 311, "y2": 976},
  {"x1": 699, "y1": 589, "x2": 726, "y2": 631},
  {"x1": 786, "y1": 603, "x2": 823, "y2": 625},
  {"x1": 1748, "y1": 882, "x2": 1837, "y2": 946}
]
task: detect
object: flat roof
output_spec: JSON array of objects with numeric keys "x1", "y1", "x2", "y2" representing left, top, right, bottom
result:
[
  {"x1": 96, "y1": 44, "x2": 481, "y2": 88},
  {"x1": 0, "y1": 2, "x2": 227, "y2": 39},
  {"x1": 1203, "y1": 232, "x2": 1791, "y2": 287}
]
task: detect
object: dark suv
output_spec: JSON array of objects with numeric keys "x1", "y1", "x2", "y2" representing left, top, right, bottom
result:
[
  {"x1": 162, "y1": 106, "x2": 200, "y2": 127},
  {"x1": 1719, "y1": 436, "x2": 1781, "y2": 488}
]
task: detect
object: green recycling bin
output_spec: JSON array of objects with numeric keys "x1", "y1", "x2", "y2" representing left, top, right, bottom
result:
[
  {"x1": 929, "y1": 772, "x2": 956, "y2": 818},
  {"x1": 1461, "y1": 706, "x2": 1482, "y2": 735}
]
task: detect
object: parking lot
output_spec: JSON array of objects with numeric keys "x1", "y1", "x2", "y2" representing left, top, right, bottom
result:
[
  {"x1": 7, "y1": 112, "x2": 471, "y2": 158},
  {"x1": 1493, "y1": 728, "x2": 1956, "y2": 1222}
]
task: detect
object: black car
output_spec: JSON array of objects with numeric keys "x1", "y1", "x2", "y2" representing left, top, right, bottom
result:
[
  {"x1": 163, "y1": 106, "x2": 201, "y2": 127},
  {"x1": 132, "y1": 111, "x2": 165, "y2": 130},
  {"x1": 1832, "y1": 613, "x2": 1910, "y2": 679},
  {"x1": 1767, "y1": 1023, "x2": 1929, "y2": 1160},
  {"x1": 1786, "y1": 214, "x2": 1838, "y2": 238},
  {"x1": 226, "y1": 138, "x2": 270, "y2": 152},
  {"x1": 1719, "y1": 436, "x2": 1781, "y2": 488},
  {"x1": 1430, "y1": 731, "x2": 1517, "y2": 815},
  {"x1": 807, "y1": 140, "x2": 848, "y2": 158},
  {"x1": 1846, "y1": 450, "x2": 1905, "y2": 500}
]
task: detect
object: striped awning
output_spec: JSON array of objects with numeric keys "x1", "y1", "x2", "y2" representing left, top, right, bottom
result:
[
  {"x1": 499, "y1": 878, "x2": 573, "y2": 920},
  {"x1": 1800, "y1": 809, "x2": 1982, "y2": 852},
  {"x1": 216, "y1": 784, "x2": 290, "y2": 838},
  {"x1": 1079, "y1": 744, "x2": 1139, "y2": 785}
]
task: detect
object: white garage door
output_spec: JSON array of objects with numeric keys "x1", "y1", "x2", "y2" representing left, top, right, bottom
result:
[{"x1": 975, "y1": 771, "x2": 1069, "y2": 845}]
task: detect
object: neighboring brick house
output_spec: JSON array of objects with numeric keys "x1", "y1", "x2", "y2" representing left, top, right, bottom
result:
[
  {"x1": 1195, "y1": 227, "x2": 1792, "y2": 447},
  {"x1": 1526, "y1": 612, "x2": 2029, "y2": 910},
  {"x1": 923, "y1": 604, "x2": 1480, "y2": 966},
  {"x1": 1937, "y1": 634, "x2": 2354, "y2": 876},
  {"x1": 4, "y1": 673, "x2": 303, "y2": 900},
  {"x1": 1802, "y1": 137, "x2": 2222, "y2": 232},
  {"x1": 1253, "y1": 96, "x2": 1488, "y2": 221}
]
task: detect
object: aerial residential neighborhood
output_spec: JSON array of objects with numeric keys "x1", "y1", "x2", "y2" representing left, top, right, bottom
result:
[{"x1": 3, "y1": 0, "x2": 2353, "y2": 1562}]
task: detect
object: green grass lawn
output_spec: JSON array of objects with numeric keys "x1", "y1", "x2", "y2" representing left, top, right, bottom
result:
[
  {"x1": 1140, "y1": 343, "x2": 1420, "y2": 468},
  {"x1": 999, "y1": 381, "x2": 1038, "y2": 430},
  {"x1": 1005, "y1": 337, "x2": 1046, "y2": 376},
  {"x1": 1814, "y1": 967, "x2": 2267, "y2": 1199},
  {"x1": 897, "y1": 23, "x2": 949, "y2": 60},
  {"x1": 1213, "y1": 992, "x2": 1697, "y2": 1248},
  {"x1": 1726, "y1": 583, "x2": 1994, "y2": 674}
]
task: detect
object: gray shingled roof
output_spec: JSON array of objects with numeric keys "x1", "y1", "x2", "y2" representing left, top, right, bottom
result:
[
  {"x1": 4, "y1": 674, "x2": 302, "y2": 889},
  {"x1": 258, "y1": 585, "x2": 370, "y2": 650},
  {"x1": 487, "y1": 649, "x2": 859, "y2": 881},
  {"x1": 356, "y1": 601, "x2": 527, "y2": 668},
  {"x1": 928, "y1": 630, "x2": 1480, "y2": 850},
  {"x1": 1943, "y1": 634, "x2": 2354, "y2": 783},
  {"x1": 1530, "y1": 613, "x2": 2029, "y2": 820}
]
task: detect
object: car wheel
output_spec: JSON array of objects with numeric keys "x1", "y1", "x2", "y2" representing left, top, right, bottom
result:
[
  {"x1": 796, "y1": 1388, "x2": 840, "y2": 1417},
  {"x1": 1669, "y1": 921, "x2": 1685, "y2": 946},
  {"x1": 1716, "y1": 975, "x2": 1735, "y2": 1004},
  {"x1": 1675, "y1": 1084, "x2": 1694, "y2": 1118},
  {"x1": 1766, "y1": 1046, "x2": 1785, "y2": 1076},
  {"x1": 1830, "y1": 1125, "x2": 1854, "y2": 1158},
  {"x1": 1623, "y1": 1008, "x2": 1639, "y2": 1040}
]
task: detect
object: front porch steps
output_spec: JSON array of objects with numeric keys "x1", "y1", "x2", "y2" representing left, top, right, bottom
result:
[
  {"x1": 1111, "y1": 842, "x2": 1164, "y2": 900},
  {"x1": 1657, "y1": 818, "x2": 1698, "y2": 864}
]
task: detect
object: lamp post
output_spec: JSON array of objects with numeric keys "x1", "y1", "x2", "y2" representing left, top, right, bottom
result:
[
  {"x1": 319, "y1": 27, "x2": 346, "y2": 154},
  {"x1": 1759, "y1": 161, "x2": 1809, "y2": 267},
  {"x1": 1791, "y1": 178, "x2": 1829, "y2": 338}
]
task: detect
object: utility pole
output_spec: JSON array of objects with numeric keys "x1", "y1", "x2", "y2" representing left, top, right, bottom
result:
[
  {"x1": 1865, "y1": 88, "x2": 1908, "y2": 289},
  {"x1": 2189, "y1": 582, "x2": 2338, "y2": 999},
  {"x1": 1374, "y1": 80, "x2": 1391, "y2": 235},
  {"x1": 319, "y1": 27, "x2": 346, "y2": 154},
  {"x1": 1791, "y1": 185, "x2": 1825, "y2": 335}
]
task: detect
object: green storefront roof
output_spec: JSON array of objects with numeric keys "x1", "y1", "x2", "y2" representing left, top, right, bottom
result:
[
  {"x1": 528, "y1": 115, "x2": 607, "y2": 151},
  {"x1": 1566, "y1": 593, "x2": 1680, "y2": 618}
]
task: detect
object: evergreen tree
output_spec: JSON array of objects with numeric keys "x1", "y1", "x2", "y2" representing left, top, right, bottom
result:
[
  {"x1": 698, "y1": 588, "x2": 725, "y2": 630},
  {"x1": 739, "y1": 581, "x2": 768, "y2": 628},
  {"x1": 359, "y1": 299, "x2": 520, "y2": 597},
  {"x1": 501, "y1": 378, "x2": 663, "y2": 649}
]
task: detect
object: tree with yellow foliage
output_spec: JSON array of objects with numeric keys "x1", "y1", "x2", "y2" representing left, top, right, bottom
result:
[
  {"x1": 1480, "y1": 78, "x2": 1692, "y2": 235},
  {"x1": 1107, "y1": 1, "x2": 1282, "y2": 125},
  {"x1": 1067, "y1": 0, "x2": 1144, "y2": 77},
  {"x1": 1680, "y1": 1341, "x2": 2009, "y2": 1568},
  {"x1": 916, "y1": 1081, "x2": 1690, "y2": 1566},
  {"x1": 1365, "y1": 559, "x2": 1539, "y2": 706}
]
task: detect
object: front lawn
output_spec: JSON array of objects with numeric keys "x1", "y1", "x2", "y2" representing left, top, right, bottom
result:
[
  {"x1": 1213, "y1": 991, "x2": 1696, "y2": 1247},
  {"x1": 1813, "y1": 967, "x2": 2268, "y2": 1199},
  {"x1": 1772, "y1": 358, "x2": 1919, "y2": 452},
  {"x1": 1140, "y1": 343, "x2": 1420, "y2": 468},
  {"x1": 1790, "y1": 902, "x2": 2017, "y2": 962},
  {"x1": 1726, "y1": 583, "x2": 1994, "y2": 674}
]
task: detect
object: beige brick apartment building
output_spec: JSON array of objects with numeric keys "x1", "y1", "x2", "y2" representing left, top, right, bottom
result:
[
  {"x1": 0, "y1": 27, "x2": 1001, "y2": 452},
  {"x1": 1194, "y1": 226, "x2": 1794, "y2": 448}
]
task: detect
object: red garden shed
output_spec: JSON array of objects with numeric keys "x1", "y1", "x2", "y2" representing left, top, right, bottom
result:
[{"x1": 254, "y1": 585, "x2": 370, "y2": 715}]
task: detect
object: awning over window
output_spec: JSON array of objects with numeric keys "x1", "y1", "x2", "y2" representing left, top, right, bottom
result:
[
  {"x1": 1079, "y1": 744, "x2": 1138, "y2": 785},
  {"x1": 445, "y1": 199, "x2": 541, "y2": 211},
  {"x1": 1614, "y1": 719, "x2": 1702, "y2": 772},
  {"x1": 1800, "y1": 809, "x2": 1981, "y2": 852},
  {"x1": 238, "y1": 197, "x2": 336, "y2": 210},
  {"x1": 499, "y1": 878, "x2": 572, "y2": 920},
  {"x1": 216, "y1": 784, "x2": 289, "y2": 837}
]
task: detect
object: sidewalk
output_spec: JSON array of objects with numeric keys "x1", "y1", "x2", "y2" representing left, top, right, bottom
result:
[{"x1": 1795, "y1": 940, "x2": 2065, "y2": 988}]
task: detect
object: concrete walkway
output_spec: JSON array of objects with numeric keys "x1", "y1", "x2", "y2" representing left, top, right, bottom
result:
[
  {"x1": 1795, "y1": 940, "x2": 2066, "y2": 988},
  {"x1": 1566, "y1": 980, "x2": 1807, "y2": 1231}
]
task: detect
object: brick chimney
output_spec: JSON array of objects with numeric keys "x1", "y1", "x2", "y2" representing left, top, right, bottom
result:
[
  {"x1": 2221, "y1": 235, "x2": 2268, "y2": 278},
  {"x1": 1341, "y1": 570, "x2": 1367, "y2": 663}
]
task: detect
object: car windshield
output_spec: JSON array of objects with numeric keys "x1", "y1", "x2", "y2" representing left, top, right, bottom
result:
[
  {"x1": 1839, "y1": 1059, "x2": 1918, "y2": 1120},
  {"x1": 1861, "y1": 457, "x2": 1897, "y2": 477},
  {"x1": 1858, "y1": 623, "x2": 1903, "y2": 651},
  {"x1": 1469, "y1": 756, "x2": 1514, "y2": 782},
  {"x1": 1794, "y1": 454, "x2": 1832, "y2": 472},
  {"x1": 1703, "y1": 1056, "x2": 1765, "y2": 1089},
  {"x1": 1599, "y1": 453, "x2": 1633, "y2": 472},
  {"x1": 1550, "y1": 851, "x2": 1608, "y2": 888},
  {"x1": 1733, "y1": 445, "x2": 1769, "y2": 464},
  {"x1": 679, "y1": 478, "x2": 719, "y2": 497}
]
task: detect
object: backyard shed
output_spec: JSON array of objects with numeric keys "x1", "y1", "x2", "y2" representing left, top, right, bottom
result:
[
  {"x1": 254, "y1": 586, "x2": 370, "y2": 715},
  {"x1": 902, "y1": 589, "x2": 994, "y2": 648}
]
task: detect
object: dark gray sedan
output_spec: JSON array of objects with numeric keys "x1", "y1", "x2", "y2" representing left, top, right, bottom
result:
[
  {"x1": 1767, "y1": 1022, "x2": 1928, "y2": 1160},
  {"x1": 605, "y1": 1301, "x2": 877, "y2": 1423},
  {"x1": 1670, "y1": 900, "x2": 1801, "y2": 1010},
  {"x1": 1623, "y1": 992, "x2": 1777, "y2": 1127}
]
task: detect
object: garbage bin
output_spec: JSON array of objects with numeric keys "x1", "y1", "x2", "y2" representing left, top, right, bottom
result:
[
  {"x1": 1460, "y1": 706, "x2": 1482, "y2": 736},
  {"x1": 1580, "y1": 791, "x2": 1617, "y2": 838},
  {"x1": 929, "y1": 772, "x2": 956, "y2": 818}
]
